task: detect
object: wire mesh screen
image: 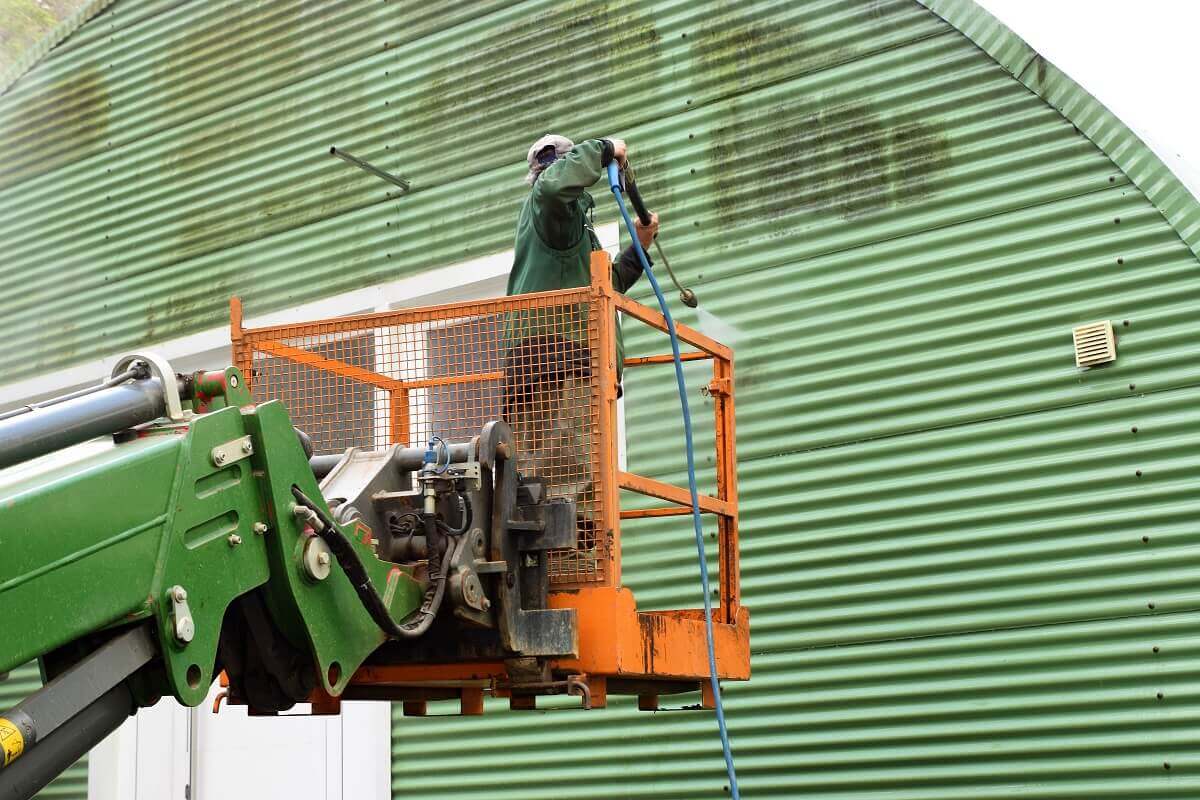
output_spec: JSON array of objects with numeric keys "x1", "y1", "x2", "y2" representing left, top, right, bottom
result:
[{"x1": 238, "y1": 289, "x2": 609, "y2": 585}]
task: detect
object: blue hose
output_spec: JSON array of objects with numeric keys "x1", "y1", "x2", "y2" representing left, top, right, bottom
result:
[{"x1": 606, "y1": 162, "x2": 741, "y2": 799}]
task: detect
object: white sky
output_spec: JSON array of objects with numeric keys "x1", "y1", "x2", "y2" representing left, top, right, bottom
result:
[{"x1": 977, "y1": 0, "x2": 1200, "y2": 200}]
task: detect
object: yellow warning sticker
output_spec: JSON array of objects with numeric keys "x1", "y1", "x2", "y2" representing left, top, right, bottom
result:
[{"x1": 0, "y1": 717, "x2": 24, "y2": 765}]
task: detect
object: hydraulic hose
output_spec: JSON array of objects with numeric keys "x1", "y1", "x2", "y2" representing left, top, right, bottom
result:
[
  {"x1": 0, "y1": 366, "x2": 144, "y2": 423},
  {"x1": 437, "y1": 492, "x2": 472, "y2": 536},
  {"x1": 290, "y1": 487, "x2": 446, "y2": 639},
  {"x1": 607, "y1": 161, "x2": 741, "y2": 799}
]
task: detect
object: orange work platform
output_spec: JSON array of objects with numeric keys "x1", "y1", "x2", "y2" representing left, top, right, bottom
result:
[{"x1": 230, "y1": 251, "x2": 748, "y2": 713}]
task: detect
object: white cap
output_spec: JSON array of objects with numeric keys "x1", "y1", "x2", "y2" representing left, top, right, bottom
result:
[{"x1": 525, "y1": 134, "x2": 574, "y2": 184}]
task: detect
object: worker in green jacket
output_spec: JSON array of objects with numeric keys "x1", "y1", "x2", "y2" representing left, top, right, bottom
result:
[
  {"x1": 504, "y1": 134, "x2": 659, "y2": 522},
  {"x1": 505, "y1": 134, "x2": 659, "y2": 388},
  {"x1": 508, "y1": 135, "x2": 659, "y2": 298}
]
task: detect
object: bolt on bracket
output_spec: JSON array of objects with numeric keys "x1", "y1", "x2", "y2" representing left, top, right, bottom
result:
[
  {"x1": 168, "y1": 585, "x2": 194, "y2": 644},
  {"x1": 211, "y1": 436, "x2": 253, "y2": 468}
]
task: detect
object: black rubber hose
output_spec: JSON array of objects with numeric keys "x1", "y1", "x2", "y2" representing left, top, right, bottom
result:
[
  {"x1": 0, "y1": 367, "x2": 144, "y2": 423},
  {"x1": 290, "y1": 487, "x2": 446, "y2": 639},
  {"x1": 438, "y1": 491, "x2": 472, "y2": 536}
]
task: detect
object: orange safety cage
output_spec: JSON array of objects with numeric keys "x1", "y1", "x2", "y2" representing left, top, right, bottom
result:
[{"x1": 230, "y1": 251, "x2": 748, "y2": 713}]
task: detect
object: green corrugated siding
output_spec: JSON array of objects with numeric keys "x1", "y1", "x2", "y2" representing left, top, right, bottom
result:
[
  {"x1": 3, "y1": 1, "x2": 1200, "y2": 799},
  {"x1": 0, "y1": 665, "x2": 87, "y2": 799}
]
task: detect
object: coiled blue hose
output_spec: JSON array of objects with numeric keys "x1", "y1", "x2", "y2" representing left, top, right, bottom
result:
[{"x1": 606, "y1": 161, "x2": 741, "y2": 799}]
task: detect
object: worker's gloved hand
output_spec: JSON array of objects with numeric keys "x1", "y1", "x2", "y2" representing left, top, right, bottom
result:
[
  {"x1": 610, "y1": 138, "x2": 628, "y2": 167},
  {"x1": 635, "y1": 211, "x2": 659, "y2": 250}
]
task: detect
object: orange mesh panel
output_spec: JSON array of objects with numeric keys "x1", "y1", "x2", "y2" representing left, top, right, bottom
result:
[{"x1": 238, "y1": 290, "x2": 609, "y2": 585}]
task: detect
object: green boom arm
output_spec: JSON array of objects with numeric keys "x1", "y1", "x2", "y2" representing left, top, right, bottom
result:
[
  {"x1": 0, "y1": 351, "x2": 582, "y2": 800},
  {"x1": 0, "y1": 365, "x2": 424, "y2": 702},
  {"x1": 0, "y1": 364, "x2": 423, "y2": 795}
]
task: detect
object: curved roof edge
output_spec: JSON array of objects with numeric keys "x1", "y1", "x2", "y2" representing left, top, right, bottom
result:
[
  {"x1": 0, "y1": 0, "x2": 115, "y2": 97},
  {"x1": 919, "y1": 0, "x2": 1200, "y2": 264}
]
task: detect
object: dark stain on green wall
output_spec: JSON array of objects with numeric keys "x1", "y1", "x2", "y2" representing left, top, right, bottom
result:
[
  {"x1": 412, "y1": 0, "x2": 661, "y2": 174},
  {"x1": 708, "y1": 98, "x2": 952, "y2": 225},
  {"x1": 689, "y1": 0, "x2": 914, "y2": 101},
  {"x1": 0, "y1": 65, "x2": 109, "y2": 191},
  {"x1": 888, "y1": 119, "x2": 953, "y2": 208},
  {"x1": 162, "y1": 3, "x2": 367, "y2": 266},
  {"x1": 690, "y1": 0, "x2": 806, "y2": 94},
  {"x1": 402, "y1": 0, "x2": 665, "y2": 265},
  {"x1": 144, "y1": 284, "x2": 228, "y2": 344}
]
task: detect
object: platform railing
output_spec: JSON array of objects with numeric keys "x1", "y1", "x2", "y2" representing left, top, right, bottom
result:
[{"x1": 230, "y1": 248, "x2": 740, "y2": 634}]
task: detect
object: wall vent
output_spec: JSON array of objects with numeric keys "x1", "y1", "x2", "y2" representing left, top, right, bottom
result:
[{"x1": 1072, "y1": 321, "x2": 1117, "y2": 368}]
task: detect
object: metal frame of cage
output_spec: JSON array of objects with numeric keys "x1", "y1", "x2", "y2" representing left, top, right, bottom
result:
[{"x1": 230, "y1": 251, "x2": 748, "y2": 712}]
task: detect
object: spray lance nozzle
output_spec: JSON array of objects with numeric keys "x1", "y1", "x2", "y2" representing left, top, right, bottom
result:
[{"x1": 609, "y1": 160, "x2": 699, "y2": 309}]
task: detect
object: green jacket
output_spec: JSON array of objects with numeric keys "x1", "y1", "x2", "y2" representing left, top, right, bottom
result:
[{"x1": 507, "y1": 139, "x2": 647, "y2": 380}]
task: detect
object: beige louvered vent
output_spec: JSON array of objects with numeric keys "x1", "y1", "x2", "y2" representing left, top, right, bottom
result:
[{"x1": 1072, "y1": 321, "x2": 1117, "y2": 368}]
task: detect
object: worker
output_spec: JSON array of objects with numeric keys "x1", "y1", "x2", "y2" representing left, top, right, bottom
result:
[
  {"x1": 504, "y1": 134, "x2": 659, "y2": 531},
  {"x1": 507, "y1": 134, "x2": 659, "y2": 301}
]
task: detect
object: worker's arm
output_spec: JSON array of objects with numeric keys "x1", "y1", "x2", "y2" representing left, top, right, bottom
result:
[
  {"x1": 613, "y1": 212, "x2": 659, "y2": 293},
  {"x1": 531, "y1": 139, "x2": 619, "y2": 248}
]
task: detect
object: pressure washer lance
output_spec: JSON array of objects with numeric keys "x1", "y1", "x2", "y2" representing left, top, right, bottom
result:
[{"x1": 622, "y1": 161, "x2": 697, "y2": 308}]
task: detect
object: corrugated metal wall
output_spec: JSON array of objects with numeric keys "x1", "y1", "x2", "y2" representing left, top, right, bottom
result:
[
  {"x1": 3, "y1": 1, "x2": 1199, "y2": 798},
  {"x1": 0, "y1": 665, "x2": 87, "y2": 799}
]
